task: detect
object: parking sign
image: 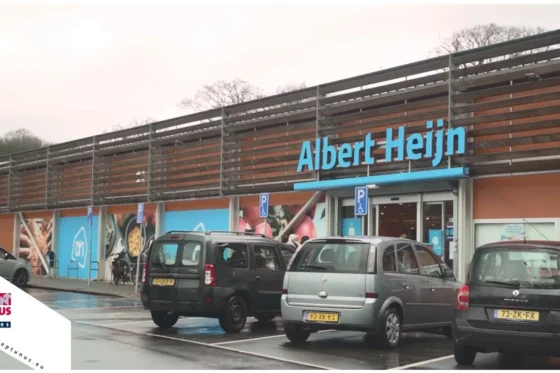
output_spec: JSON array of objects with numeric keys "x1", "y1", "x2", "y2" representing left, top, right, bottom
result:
[
  {"x1": 87, "y1": 206, "x2": 93, "y2": 225},
  {"x1": 259, "y1": 193, "x2": 269, "y2": 218},
  {"x1": 137, "y1": 203, "x2": 144, "y2": 223},
  {"x1": 354, "y1": 187, "x2": 368, "y2": 216}
]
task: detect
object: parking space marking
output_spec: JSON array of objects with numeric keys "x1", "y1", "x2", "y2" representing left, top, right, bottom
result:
[
  {"x1": 43, "y1": 297, "x2": 124, "y2": 305},
  {"x1": 99, "y1": 317, "x2": 203, "y2": 326},
  {"x1": 210, "y1": 329, "x2": 336, "y2": 345},
  {"x1": 388, "y1": 354, "x2": 454, "y2": 370},
  {"x1": 74, "y1": 321, "x2": 333, "y2": 370},
  {"x1": 57, "y1": 305, "x2": 141, "y2": 312}
]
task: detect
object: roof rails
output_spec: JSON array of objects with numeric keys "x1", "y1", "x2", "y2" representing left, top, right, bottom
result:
[{"x1": 163, "y1": 230, "x2": 271, "y2": 239}]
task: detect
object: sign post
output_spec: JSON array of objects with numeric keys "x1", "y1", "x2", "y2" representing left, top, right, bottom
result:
[
  {"x1": 354, "y1": 187, "x2": 368, "y2": 235},
  {"x1": 259, "y1": 193, "x2": 269, "y2": 237},
  {"x1": 135, "y1": 203, "x2": 144, "y2": 293},
  {"x1": 87, "y1": 206, "x2": 93, "y2": 287}
]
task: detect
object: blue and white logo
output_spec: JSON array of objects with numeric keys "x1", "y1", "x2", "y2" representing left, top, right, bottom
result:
[
  {"x1": 354, "y1": 187, "x2": 368, "y2": 216},
  {"x1": 259, "y1": 193, "x2": 269, "y2": 218},
  {"x1": 71, "y1": 227, "x2": 88, "y2": 269}
]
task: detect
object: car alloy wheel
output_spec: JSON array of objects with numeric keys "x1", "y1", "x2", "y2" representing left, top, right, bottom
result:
[{"x1": 385, "y1": 312, "x2": 400, "y2": 346}]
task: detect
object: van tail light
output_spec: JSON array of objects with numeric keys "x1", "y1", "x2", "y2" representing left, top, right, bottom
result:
[
  {"x1": 366, "y1": 246, "x2": 376, "y2": 273},
  {"x1": 282, "y1": 289, "x2": 288, "y2": 295},
  {"x1": 365, "y1": 292, "x2": 378, "y2": 299},
  {"x1": 142, "y1": 262, "x2": 148, "y2": 284},
  {"x1": 456, "y1": 285, "x2": 470, "y2": 311},
  {"x1": 204, "y1": 264, "x2": 216, "y2": 286}
]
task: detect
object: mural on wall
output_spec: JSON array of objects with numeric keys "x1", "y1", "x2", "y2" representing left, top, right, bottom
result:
[
  {"x1": 57, "y1": 216, "x2": 100, "y2": 280},
  {"x1": 238, "y1": 202, "x2": 326, "y2": 242},
  {"x1": 19, "y1": 215, "x2": 53, "y2": 276},
  {"x1": 164, "y1": 209, "x2": 230, "y2": 233},
  {"x1": 103, "y1": 213, "x2": 156, "y2": 282}
]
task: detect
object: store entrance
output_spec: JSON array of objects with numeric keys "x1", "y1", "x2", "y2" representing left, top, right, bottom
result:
[{"x1": 376, "y1": 197, "x2": 418, "y2": 240}]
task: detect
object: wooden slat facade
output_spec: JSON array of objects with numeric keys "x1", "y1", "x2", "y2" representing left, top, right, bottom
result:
[{"x1": 1, "y1": 30, "x2": 560, "y2": 211}]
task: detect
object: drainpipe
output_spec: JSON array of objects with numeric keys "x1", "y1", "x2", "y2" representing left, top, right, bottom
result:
[
  {"x1": 275, "y1": 191, "x2": 323, "y2": 241},
  {"x1": 18, "y1": 213, "x2": 49, "y2": 275}
]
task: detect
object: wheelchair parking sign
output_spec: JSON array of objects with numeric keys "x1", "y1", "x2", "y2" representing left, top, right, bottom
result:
[{"x1": 354, "y1": 187, "x2": 368, "y2": 216}]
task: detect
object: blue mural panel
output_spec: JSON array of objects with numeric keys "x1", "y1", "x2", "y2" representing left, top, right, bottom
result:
[
  {"x1": 57, "y1": 216, "x2": 99, "y2": 279},
  {"x1": 164, "y1": 209, "x2": 229, "y2": 233}
]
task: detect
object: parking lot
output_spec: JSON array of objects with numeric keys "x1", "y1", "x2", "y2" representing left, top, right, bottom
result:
[{"x1": 16, "y1": 288, "x2": 560, "y2": 370}]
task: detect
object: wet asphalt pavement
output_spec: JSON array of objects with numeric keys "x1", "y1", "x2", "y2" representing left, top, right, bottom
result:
[{"x1": 10, "y1": 288, "x2": 560, "y2": 370}]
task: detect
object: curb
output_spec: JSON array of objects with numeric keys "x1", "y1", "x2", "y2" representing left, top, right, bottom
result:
[{"x1": 27, "y1": 283, "x2": 138, "y2": 300}]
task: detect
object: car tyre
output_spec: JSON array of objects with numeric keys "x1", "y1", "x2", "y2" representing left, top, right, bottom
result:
[
  {"x1": 151, "y1": 311, "x2": 179, "y2": 329},
  {"x1": 219, "y1": 295, "x2": 248, "y2": 333},
  {"x1": 454, "y1": 343, "x2": 476, "y2": 366},
  {"x1": 375, "y1": 308, "x2": 401, "y2": 349},
  {"x1": 285, "y1": 324, "x2": 311, "y2": 344},
  {"x1": 13, "y1": 269, "x2": 29, "y2": 288}
]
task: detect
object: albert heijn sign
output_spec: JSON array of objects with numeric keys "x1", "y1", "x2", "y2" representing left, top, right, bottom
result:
[{"x1": 297, "y1": 119, "x2": 467, "y2": 172}]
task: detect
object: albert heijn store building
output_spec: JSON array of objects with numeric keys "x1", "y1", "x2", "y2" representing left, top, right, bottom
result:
[{"x1": 1, "y1": 30, "x2": 560, "y2": 282}]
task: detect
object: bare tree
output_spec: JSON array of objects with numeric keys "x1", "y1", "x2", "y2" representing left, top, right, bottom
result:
[
  {"x1": 178, "y1": 78, "x2": 264, "y2": 112},
  {"x1": 110, "y1": 117, "x2": 157, "y2": 131},
  {"x1": 275, "y1": 82, "x2": 307, "y2": 94},
  {"x1": 0, "y1": 129, "x2": 50, "y2": 156},
  {"x1": 434, "y1": 23, "x2": 548, "y2": 66}
]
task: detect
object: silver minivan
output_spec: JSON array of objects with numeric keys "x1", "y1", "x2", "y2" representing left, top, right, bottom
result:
[{"x1": 281, "y1": 236, "x2": 460, "y2": 348}]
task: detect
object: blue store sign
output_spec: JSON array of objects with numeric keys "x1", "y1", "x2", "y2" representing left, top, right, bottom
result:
[{"x1": 297, "y1": 119, "x2": 466, "y2": 172}]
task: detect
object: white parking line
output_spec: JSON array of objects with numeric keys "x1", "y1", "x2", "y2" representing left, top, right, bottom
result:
[
  {"x1": 388, "y1": 354, "x2": 454, "y2": 370},
  {"x1": 43, "y1": 297, "x2": 125, "y2": 305},
  {"x1": 101, "y1": 317, "x2": 205, "y2": 326},
  {"x1": 75, "y1": 321, "x2": 334, "y2": 370},
  {"x1": 211, "y1": 329, "x2": 336, "y2": 345},
  {"x1": 57, "y1": 305, "x2": 141, "y2": 312}
]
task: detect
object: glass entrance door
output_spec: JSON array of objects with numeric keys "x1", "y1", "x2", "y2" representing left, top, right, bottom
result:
[
  {"x1": 422, "y1": 200, "x2": 454, "y2": 268},
  {"x1": 373, "y1": 195, "x2": 420, "y2": 241}
]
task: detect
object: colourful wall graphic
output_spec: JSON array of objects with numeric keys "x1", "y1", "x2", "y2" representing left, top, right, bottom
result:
[
  {"x1": 164, "y1": 209, "x2": 230, "y2": 233},
  {"x1": 238, "y1": 202, "x2": 326, "y2": 243},
  {"x1": 103, "y1": 213, "x2": 156, "y2": 282},
  {"x1": 19, "y1": 215, "x2": 53, "y2": 276},
  {"x1": 57, "y1": 215, "x2": 100, "y2": 280}
]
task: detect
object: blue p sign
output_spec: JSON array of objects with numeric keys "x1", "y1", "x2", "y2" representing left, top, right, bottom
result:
[
  {"x1": 355, "y1": 187, "x2": 368, "y2": 216},
  {"x1": 259, "y1": 193, "x2": 269, "y2": 218}
]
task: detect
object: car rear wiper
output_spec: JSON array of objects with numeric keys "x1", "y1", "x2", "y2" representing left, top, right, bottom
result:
[
  {"x1": 484, "y1": 280, "x2": 521, "y2": 288},
  {"x1": 296, "y1": 264, "x2": 328, "y2": 271}
]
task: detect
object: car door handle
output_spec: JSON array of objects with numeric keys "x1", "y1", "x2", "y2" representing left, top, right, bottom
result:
[
  {"x1": 255, "y1": 276, "x2": 262, "y2": 281},
  {"x1": 430, "y1": 287, "x2": 435, "y2": 292},
  {"x1": 403, "y1": 283, "x2": 411, "y2": 289}
]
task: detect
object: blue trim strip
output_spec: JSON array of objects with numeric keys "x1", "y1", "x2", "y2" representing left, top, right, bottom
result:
[{"x1": 294, "y1": 167, "x2": 470, "y2": 191}]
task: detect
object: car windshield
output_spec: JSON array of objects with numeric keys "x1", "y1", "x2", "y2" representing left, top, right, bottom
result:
[
  {"x1": 288, "y1": 241, "x2": 371, "y2": 274},
  {"x1": 473, "y1": 247, "x2": 560, "y2": 289}
]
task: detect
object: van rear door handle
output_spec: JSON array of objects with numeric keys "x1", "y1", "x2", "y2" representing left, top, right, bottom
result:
[{"x1": 255, "y1": 276, "x2": 262, "y2": 281}]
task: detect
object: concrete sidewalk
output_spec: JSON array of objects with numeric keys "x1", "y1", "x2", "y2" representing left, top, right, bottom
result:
[{"x1": 28, "y1": 276, "x2": 139, "y2": 300}]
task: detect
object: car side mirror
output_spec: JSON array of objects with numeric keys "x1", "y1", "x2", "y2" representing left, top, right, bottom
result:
[
  {"x1": 2, "y1": 252, "x2": 8, "y2": 260},
  {"x1": 443, "y1": 268, "x2": 455, "y2": 279}
]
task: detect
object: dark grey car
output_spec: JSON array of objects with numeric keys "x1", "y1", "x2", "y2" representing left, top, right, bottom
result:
[
  {"x1": 281, "y1": 236, "x2": 461, "y2": 348},
  {"x1": 141, "y1": 231, "x2": 295, "y2": 333}
]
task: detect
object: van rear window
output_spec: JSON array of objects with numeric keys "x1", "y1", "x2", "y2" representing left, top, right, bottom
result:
[
  {"x1": 288, "y1": 241, "x2": 371, "y2": 274},
  {"x1": 473, "y1": 247, "x2": 560, "y2": 289},
  {"x1": 150, "y1": 241, "x2": 203, "y2": 267}
]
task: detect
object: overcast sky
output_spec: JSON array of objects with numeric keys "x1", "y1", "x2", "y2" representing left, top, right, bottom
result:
[{"x1": 1, "y1": 3, "x2": 559, "y2": 144}]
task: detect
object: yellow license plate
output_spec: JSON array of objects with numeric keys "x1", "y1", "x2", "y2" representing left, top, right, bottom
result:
[
  {"x1": 494, "y1": 309, "x2": 539, "y2": 321},
  {"x1": 305, "y1": 312, "x2": 340, "y2": 323},
  {"x1": 153, "y1": 278, "x2": 175, "y2": 286}
]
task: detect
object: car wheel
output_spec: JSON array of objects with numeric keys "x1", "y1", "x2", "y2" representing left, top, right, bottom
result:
[
  {"x1": 375, "y1": 308, "x2": 401, "y2": 349},
  {"x1": 454, "y1": 343, "x2": 476, "y2": 366},
  {"x1": 151, "y1": 311, "x2": 179, "y2": 329},
  {"x1": 284, "y1": 324, "x2": 311, "y2": 344},
  {"x1": 13, "y1": 269, "x2": 29, "y2": 287},
  {"x1": 219, "y1": 295, "x2": 248, "y2": 333}
]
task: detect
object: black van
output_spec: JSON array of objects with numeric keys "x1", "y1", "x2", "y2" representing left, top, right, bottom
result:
[
  {"x1": 140, "y1": 230, "x2": 296, "y2": 333},
  {"x1": 452, "y1": 240, "x2": 560, "y2": 366}
]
